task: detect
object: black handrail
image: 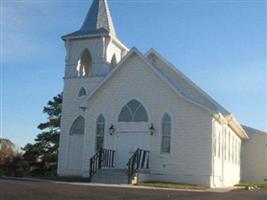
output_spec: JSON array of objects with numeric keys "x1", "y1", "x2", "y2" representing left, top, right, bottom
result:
[
  {"x1": 89, "y1": 148, "x2": 115, "y2": 181},
  {"x1": 127, "y1": 148, "x2": 150, "y2": 183}
]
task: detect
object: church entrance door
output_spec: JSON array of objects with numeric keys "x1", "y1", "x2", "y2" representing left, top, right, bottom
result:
[{"x1": 115, "y1": 129, "x2": 150, "y2": 169}]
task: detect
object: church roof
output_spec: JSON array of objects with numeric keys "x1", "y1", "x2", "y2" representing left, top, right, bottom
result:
[
  {"x1": 80, "y1": 47, "x2": 248, "y2": 139},
  {"x1": 81, "y1": 47, "x2": 228, "y2": 115},
  {"x1": 62, "y1": 0, "x2": 116, "y2": 40},
  {"x1": 242, "y1": 125, "x2": 267, "y2": 136},
  {"x1": 145, "y1": 49, "x2": 230, "y2": 115}
]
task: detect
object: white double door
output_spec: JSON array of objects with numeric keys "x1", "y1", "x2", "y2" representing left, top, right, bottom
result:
[{"x1": 115, "y1": 131, "x2": 150, "y2": 169}]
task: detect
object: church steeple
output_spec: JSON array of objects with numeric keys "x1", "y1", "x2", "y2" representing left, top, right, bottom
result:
[
  {"x1": 81, "y1": 0, "x2": 116, "y2": 36},
  {"x1": 62, "y1": 0, "x2": 117, "y2": 39},
  {"x1": 62, "y1": 0, "x2": 128, "y2": 78}
]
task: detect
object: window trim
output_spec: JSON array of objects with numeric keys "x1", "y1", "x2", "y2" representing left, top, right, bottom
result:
[{"x1": 160, "y1": 113, "x2": 172, "y2": 154}]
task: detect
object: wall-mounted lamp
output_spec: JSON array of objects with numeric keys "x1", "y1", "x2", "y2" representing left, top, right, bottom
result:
[
  {"x1": 149, "y1": 123, "x2": 155, "y2": 136},
  {"x1": 109, "y1": 124, "x2": 115, "y2": 135}
]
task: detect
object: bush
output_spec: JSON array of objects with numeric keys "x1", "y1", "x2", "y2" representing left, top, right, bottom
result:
[{"x1": 0, "y1": 154, "x2": 30, "y2": 177}]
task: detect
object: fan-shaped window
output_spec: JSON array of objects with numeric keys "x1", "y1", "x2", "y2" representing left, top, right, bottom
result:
[
  {"x1": 118, "y1": 100, "x2": 148, "y2": 122},
  {"x1": 161, "y1": 113, "x2": 171, "y2": 153},
  {"x1": 110, "y1": 54, "x2": 117, "y2": 69},
  {"x1": 96, "y1": 114, "x2": 105, "y2": 151},
  {"x1": 78, "y1": 87, "x2": 86, "y2": 97},
  {"x1": 77, "y1": 49, "x2": 92, "y2": 77},
  {"x1": 70, "y1": 116, "x2": 85, "y2": 135}
]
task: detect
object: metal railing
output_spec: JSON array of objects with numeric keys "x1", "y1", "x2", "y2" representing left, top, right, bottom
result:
[
  {"x1": 89, "y1": 148, "x2": 115, "y2": 181},
  {"x1": 127, "y1": 148, "x2": 150, "y2": 183}
]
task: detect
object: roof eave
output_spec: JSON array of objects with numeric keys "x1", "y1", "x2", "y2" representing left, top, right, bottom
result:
[
  {"x1": 213, "y1": 113, "x2": 249, "y2": 140},
  {"x1": 226, "y1": 115, "x2": 249, "y2": 140},
  {"x1": 110, "y1": 36, "x2": 129, "y2": 51},
  {"x1": 61, "y1": 32, "x2": 111, "y2": 41}
]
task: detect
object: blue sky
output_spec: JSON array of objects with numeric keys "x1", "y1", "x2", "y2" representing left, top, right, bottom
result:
[{"x1": 1, "y1": 0, "x2": 266, "y2": 148}]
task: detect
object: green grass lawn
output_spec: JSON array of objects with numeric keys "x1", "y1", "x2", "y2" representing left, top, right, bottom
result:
[
  {"x1": 136, "y1": 181, "x2": 207, "y2": 190},
  {"x1": 236, "y1": 183, "x2": 267, "y2": 189}
]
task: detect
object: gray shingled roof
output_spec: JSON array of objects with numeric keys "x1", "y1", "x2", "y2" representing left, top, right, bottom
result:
[
  {"x1": 242, "y1": 125, "x2": 267, "y2": 136},
  {"x1": 62, "y1": 0, "x2": 116, "y2": 39}
]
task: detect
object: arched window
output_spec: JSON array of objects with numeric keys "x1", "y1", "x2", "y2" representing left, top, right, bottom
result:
[
  {"x1": 96, "y1": 114, "x2": 105, "y2": 151},
  {"x1": 118, "y1": 99, "x2": 148, "y2": 122},
  {"x1": 110, "y1": 54, "x2": 117, "y2": 69},
  {"x1": 70, "y1": 116, "x2": 85, "y2": 135},
  {"x1": 78, "y1": 87, "x2": 86, "y2": 97},
  {"x1": 161, "y1": 113, "x2": 171, "y2": 153},
  {"x1": 77, "y1": 49, "x2": 92, "y2": 77}
]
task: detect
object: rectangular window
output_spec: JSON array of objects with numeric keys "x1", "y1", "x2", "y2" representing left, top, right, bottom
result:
[
  {"x1": 213, "y1": 130, "x2": 216, "y2": 157},
  {"x1": 224, "y1": 131, "x2": 227, "y2": 161},
  {"x1": 237, "y1": 140, "x2": 239, "y2": 164},
  {"x1": 218, "y1": 131, "x2": 221, "y2": 159},
  {"x1": 238, "y1": 141, "x2": 240, "y2": 164},
  {"x1": 235, "y1": 140, "x2": 238, "y2": 164},
  {"x1": 228, "y1": 132, "x2": 231, "y2": 162},
  {"x1": 216, "y1": 131, "x2": 219, "y2": 157},
  {"x1": 233, "y1": 137, "x2": 235, "y2": 163}
]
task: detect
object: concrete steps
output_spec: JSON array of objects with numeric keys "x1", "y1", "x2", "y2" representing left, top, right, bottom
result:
[{"x1": 91, "y1": 169, "x2": 128, "y2": 184}]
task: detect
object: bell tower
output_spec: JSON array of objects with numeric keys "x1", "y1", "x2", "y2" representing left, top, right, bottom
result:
[
  {"x1": 62, "y1": 0, "x2": 128, "y2": 78},
  {"x1": 58, "y1": 0, "x2": 128, "y2": 176}
]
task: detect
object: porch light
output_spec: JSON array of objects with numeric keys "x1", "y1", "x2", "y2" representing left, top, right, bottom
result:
[
  {"x1": 109, "y1": 124, "x2": 115, "y2": 135},
  {"x1": 149, "y1": 123, "x2": 155, "y2": 135}
]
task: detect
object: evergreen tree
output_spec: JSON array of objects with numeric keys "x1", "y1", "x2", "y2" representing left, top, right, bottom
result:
[{"x1": 22, "y1": 93, "x2": 62, "y2": 176}]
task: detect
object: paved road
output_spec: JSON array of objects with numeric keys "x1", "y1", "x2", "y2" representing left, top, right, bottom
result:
[{"x1": 0, "y1": 180, "x2": 266, "y2": 200}]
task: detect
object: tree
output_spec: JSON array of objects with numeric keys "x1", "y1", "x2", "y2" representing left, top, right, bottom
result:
[
  {"x1": 0, "y1": 138, "x2": 15, "y2": 165},
  {"x1": 22, "y1": 93, "x2": 62, "y2": 176},
  {"x1": 0, "y1": 139, "x2": 28, "y2": 176}
]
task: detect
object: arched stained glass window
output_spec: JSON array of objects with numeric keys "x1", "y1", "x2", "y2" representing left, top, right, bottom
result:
[
  {"x1": 118, "y1": 100, "x2": 148, "y2": 122},
  {"x1": 161, "y1": 113, "x2": 171, "y2": 153},
  {"x1": 70, "y1": 116, "x2": 85, "y2": 135},
  {"x1": 78, "y1": 87, "x2": 86, "y2": 97},
  {"x1": 96, "y1": 114, "x2": 105, "y2": 151}
]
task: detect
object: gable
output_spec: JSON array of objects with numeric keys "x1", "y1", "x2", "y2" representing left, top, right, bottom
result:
[
  {"x1": 81, "y1": 49, "x2": 176, "y2": 108},
  {"x1": 81, "y1": 48, "x2": 214, "y2": 113}
]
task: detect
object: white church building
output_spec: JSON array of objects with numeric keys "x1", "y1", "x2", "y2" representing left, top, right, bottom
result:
[{"x1": 58, "y1": 0, "x2": 267, "y2": 188}]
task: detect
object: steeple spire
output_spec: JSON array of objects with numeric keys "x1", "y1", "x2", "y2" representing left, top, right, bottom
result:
[
  {"x1": 81, "y1": 0, "x2": 116, "y2": 36},
  {"x1": 62, "y1": 0, "x2": 117, "y2": 39}
]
